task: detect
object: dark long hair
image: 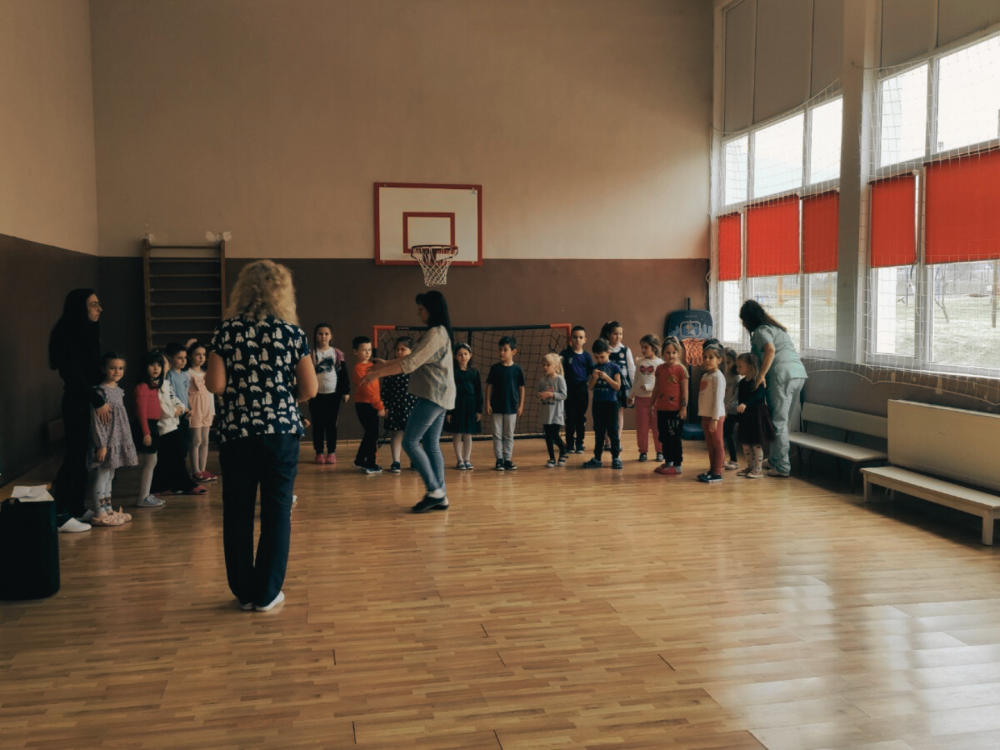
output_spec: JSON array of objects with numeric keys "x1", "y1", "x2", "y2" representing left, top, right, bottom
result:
[
  {"x1": 739, "y1": 300, "x2": 788, "y2": 333},
  {"x1": 141, "y1": 350, "x2": 167, "y2": 389},
  {"x1": 416, "y1": 291, "x2": 454, "y2": 345},
  {"x1": 49, "y1": 288, "x2": 100, "y2": 370}
]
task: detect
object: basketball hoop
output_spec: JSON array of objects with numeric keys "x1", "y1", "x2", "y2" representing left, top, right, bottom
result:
[{"x1": 411, "y1": 245, "x2": 458, "y2": 286}]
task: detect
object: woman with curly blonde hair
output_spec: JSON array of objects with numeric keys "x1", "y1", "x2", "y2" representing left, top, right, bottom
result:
[{"x1": 207, "y1": 260, "x2": 317, "y2": 612}]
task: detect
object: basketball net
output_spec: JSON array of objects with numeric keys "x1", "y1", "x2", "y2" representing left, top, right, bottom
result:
[{"x1": 412, "y1": 245, "x2": 458, "y2": 286}]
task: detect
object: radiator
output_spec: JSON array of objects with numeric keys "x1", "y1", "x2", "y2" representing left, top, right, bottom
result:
[{"x1": 888, "y1": 400, "x2": 1000, "y2": 492}]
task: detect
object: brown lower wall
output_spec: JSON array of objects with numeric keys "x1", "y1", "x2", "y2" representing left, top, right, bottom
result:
[{"x1": 0, "y1": 233, "x2": 99, "y2": 478}]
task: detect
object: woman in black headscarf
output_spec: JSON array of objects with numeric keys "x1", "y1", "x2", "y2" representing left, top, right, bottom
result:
[{"x1": 49, "y1": 289, "x2": 110, "y2": 532}]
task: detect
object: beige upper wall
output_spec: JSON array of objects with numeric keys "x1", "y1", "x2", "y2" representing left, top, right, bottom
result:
[
  {"x1": 0, "y1": 0, "x2": 98, "y2": 255},
  {"x1": 90, "y1": 0, "x2": 713, "y2": 259}
]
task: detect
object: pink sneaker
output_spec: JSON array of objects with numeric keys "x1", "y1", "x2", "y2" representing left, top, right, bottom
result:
[
  {"x1": 315, "y1": 454, "x2": 326, "y2": 464},
  {"x1": 653, "y1": 464, "x2": 671, "y2": 475},
  {"x1": 662, "y1": 466, "x2": 682, "y2": 476},
  {"x1": 327, "y1": 453, "x2": 337, "y2": 466}
]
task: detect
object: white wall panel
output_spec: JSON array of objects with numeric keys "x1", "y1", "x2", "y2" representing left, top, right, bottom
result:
[
  {"x1": 725, "y1": 0, "x2": 756, "y2": 132},
  {"x1": 938, "y1": 0, "x2": 1000, "y2": 46},
  {"x1": 754, "y1": 0, "x2": 813, "y2": 122},
  {"x1": 881, "y1": 0, "x2": 937, "y2": 66},
  {"x1": 811, "y1": 0, "x2": 844, "y2": 95}
]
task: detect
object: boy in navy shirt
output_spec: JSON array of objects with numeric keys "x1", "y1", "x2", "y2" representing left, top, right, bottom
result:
[
  {"x1": 560, "y1": 326, "x2": 593, "y2": 454},
  {"x1": 583, "y1": 338, "x2": 623, "y2": 470},
  {"x1": 486, "y1": 335, "x2": 526, "y2": 471}
]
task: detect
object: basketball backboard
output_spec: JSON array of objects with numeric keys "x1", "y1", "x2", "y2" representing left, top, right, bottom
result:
[{"x1": 374, "y1": 182, "x2": 482, "y2": 266}]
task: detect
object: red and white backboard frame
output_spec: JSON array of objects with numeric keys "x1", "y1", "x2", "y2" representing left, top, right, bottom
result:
[{"x1": 374, "y1": 182, "x2": 483, "y2": 266}]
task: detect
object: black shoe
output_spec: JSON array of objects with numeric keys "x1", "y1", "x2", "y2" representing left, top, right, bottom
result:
[
  {"x1": 582, "y1": 458, "x2": 602, "y2": 469},
  {"x1": 389, "y1": 462, "x2": 402, "y2": 474},
  {"x1": 612, "y1": 458, "x2": 624, "y2": 470},
  {"x1": 638, "y1": 453, "x2": 647, "y2": 462},
  {"x1": 411, "y1": 495, "x2": 449, "y2": 513},
  {"x1": 697, "y1": 472, "x2": 722, "y2": 483},
  {"x1": 575, "y1": 445, "x2": 585, "y2": 454},
  {"x1": 495, "y1": 459, "x2": 505, "y2": 471},
  {"x1": 364, "y1": 465, "x2": 383, "y2": 475},
  {"x1": 504, "y1": 460, "x2": 517, "y2": 471}
]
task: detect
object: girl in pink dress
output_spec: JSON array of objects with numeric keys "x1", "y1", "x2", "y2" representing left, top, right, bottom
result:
[{"x1": 187, "y1": 341, "x2": 217, "y2": 481}]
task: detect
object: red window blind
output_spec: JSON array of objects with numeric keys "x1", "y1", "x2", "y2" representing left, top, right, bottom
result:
[
  {"x1": 802, "y1": 191, "x2": 839, "y2": 274},
  {"x1": 870, "y1": 174, "x2": 916, "y2": 268},
  {"x1": 925, "y1": 149, "x2": 1000, "y2": 264},
  {"x1": 747, "y1": 196, "x2": 799, "y2": 278},
  {"x1": 718, "y1": 213, "x2": 741, "y2": 281}
]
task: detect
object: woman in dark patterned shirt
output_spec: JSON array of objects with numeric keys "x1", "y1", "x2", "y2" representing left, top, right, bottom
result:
[{"x1": 207, "y1": 260, "x2": 317, "y2": 612}]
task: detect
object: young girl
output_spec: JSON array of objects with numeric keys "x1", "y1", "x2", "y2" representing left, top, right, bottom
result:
[
  {"x1": 134, "y1": 351, "x2": 167, "y2": 508},
  {"x1": 650, "y1": 336, "x2": 688, "y2": 476},
  {"x1": 187, "y1": 341, "x2": 216, "y2": 482},
  {"x1": 631, "y1": 334, "x2": 664, "y2": 463},
  {"x1": 86, "y1": 353, "x2": 137, "y2": 526},
  {"x1": 382, "y1": 336, "x2": 419, "y2": 474},
  {"x1": 697, "y1": 343, "x2": 727, "y2": 484},
  {"x1": 735, "y1": 353, "x2": 775, "y2": 479},
  {"x1": 537, "y1": 353, "x2": 568, "y2": 468},
  {"x1": 151, "y1": 352, "x2": 206, "y2": 496},
  {"x1": 722, "y1": 348, "x2": 740, "y2": 471},
  {"x1": 309, "y1": 323, "x2": 351, "y2": 464},
  {"x1": 600, "y1": 321, "x2": 635, "y2": 449},
  {"x1": 446, "y1": 342, "x2": 482, "y2": 470}
]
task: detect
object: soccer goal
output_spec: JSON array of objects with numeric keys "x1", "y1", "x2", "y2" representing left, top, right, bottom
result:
[{"x1": 374, "y1": 323, "x2": 572, "y2": 438}]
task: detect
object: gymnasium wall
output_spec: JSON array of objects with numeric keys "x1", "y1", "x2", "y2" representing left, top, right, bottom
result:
[
  {"x1": 0, "y1": 0, "x2": 101, "y2": 479},
  {"x1": 88, "y1": 0, "x2": 712, "y2": 261},
  {"x1": 0, "y1": 0, "x2": 99, "y2": 256}
]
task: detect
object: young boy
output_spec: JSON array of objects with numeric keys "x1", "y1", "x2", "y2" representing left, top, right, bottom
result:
[
  {"x1": 583, "y1": 338, "x2": 623, "y2": 470},
  {"x1": 560, "y1": 326, "x2": 593, "y2": 454},
  {"x1": 486, "y1": 335, "x2": 525, "y2": 471},
  {"x1": 351, "y1": 336, "x2": 386, "y2": 475}
]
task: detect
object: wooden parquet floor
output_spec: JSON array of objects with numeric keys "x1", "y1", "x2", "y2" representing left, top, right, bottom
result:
[{"x1": 3, "y1": 434, "x2": 1000, "y2": 749}]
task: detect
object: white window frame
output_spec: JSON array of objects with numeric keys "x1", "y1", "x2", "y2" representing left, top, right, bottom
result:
[
  {"x1": 867, "y1": 31, "x2": 1000, "y2": 377},
  {"x1": 717, "y1": 97, "x2": 843, "y2": 358}
]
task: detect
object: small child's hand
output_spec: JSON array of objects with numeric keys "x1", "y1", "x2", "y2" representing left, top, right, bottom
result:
[
  {"x1": 96, "y1": 447, "x2": 107, "y2": 463},
  {"x1": 679, "y1": 407, "x2": 687, "y2": 421},
  {"x1": 174, "y1": 406, "x2": 183, "y2": 417},
  {"x1": 708, "y1": 419, "x2": 718, "y2": 434},
  {"x1": 516, "y1": 407, "x2": 523, "y2": 418},
  {"x1": 627, "y1": 397, "x2": 635, "y2": 407},
  {"x1": 143, "y1": 434, "x2": 152, "y2": 447},
  {"x1": 303, "y1": 418, "x2": 311, "y2": 428},
  {"x1": 378, "y1": 409, "x2": 387, "y2": 418},
  {"x1": 737, "y1": 404, "x2": 746, "y2": 414},
  {"x1": 343, "y1": 395, "x2": 350, "y2": 404},
  {"x1": 475, "y1": 413, "x2": 482, "y2": 422},
  {"x1": 486, "y1": 404, "x2": 493, "y2": 416}
]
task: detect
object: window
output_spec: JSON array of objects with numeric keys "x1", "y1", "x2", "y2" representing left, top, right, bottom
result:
[
  {"x1": 937, "y1": 36, "x2": 1000, "y2": 153},
  {"x1": 723, "y1": 136, "x2": 748, "y2": 206},
  {"x1": 720, "y1": 280, "x2": 744, "y2": 343},
  {"x1": 753, "y1": 114, "x2": 804, "y2": 199},
  {"x1": 878, "y1": 64, "x2": 928, "y2": 168},
  {"x1": 806, "y1": 273, "x2": 837, "y2": 350},
  {"x1": 749, "y1": 276, "x2": 801, "y2": 345},
  {"x1": 808, "y1": 98, "x2": 842, "y2": 184},
  {"x1": 929, "y1": 261, "x2": 1000, "y2": 371},
  {"x1": 872, "y1": 266, "x2": 916, "y2": 357}
]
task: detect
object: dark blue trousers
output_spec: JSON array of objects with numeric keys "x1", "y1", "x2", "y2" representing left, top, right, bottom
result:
[{"x1": 219, "y1": 433, "x2": 300, "y2": 607}]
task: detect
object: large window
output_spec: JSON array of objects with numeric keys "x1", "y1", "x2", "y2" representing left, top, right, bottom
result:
[
  {"x1": 868, "y1": 33, "x2": 1000, "y2": 375},
  {"x1": 717, "y1": 96, "x2": 842, "y2": 353}
]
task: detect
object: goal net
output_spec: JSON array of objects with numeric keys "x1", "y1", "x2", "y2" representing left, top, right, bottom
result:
[{"x1": 374, "y1": 324, "x2": 572, "y2": 438}]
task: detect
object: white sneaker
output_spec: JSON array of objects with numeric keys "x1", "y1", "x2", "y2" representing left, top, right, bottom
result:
[
  {"x1": 78, "y1": 509, "x2": 95, "y2": 523},
  {"x1": 58, "y1": 517, "x2": 91, "y2": 533},
  {"x1": 255, "y1": 591, "x2": 285, "y2": 612}
]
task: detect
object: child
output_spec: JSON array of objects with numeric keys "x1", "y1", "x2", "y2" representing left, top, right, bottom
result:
[
  {"x1": 735, "y1": 353, "x2": 775, "y2": 479},
  {"x1": 722, "y1": 348, "x2": 740, "y2": 471},
  {"x1": 650, "y1": 336, "x2": 688, "y2": 476},
  {"x1": 134, "y1": 351, "x2": 167, "y2": 508},
  {"x1": 187, "y1": 341, "x2": 216, "y2": 482},
  {"x1": 351, "y1": 335, "x2": 386, "y2": 475},
  {"x1": 697, "y1": 343, "x2": 727, "y2": 484},
  {"x1": 309, "y1": 323, "x2": 351, "y2": 465},
  {"x1": 164, "y1": 342, "x2": 192, "y2": 465},
  {"x1": 631, "y1": 334, "x2": 664, "y2": 463},
  {"x1": 600, "y1": 321, "x2": 635, "y2": 448},
  {"x1": 446, "y1": 342, "x2": 482, "y2": 470},
  {"x1": 86, "y1": 353, "x2": 137, "y2": 526},
  {"x1": 582, "y1": 338, "x2": 623, "y2": 469},
  {"x1": 538, "y1": 353, "x2": 568, "y2": 468},
  {"x1": 486, "y1": 335, "x2": 525, "y2": 471},
  {"x1": 151, "y1": 352, "x2": 205, "y2": 496},
  {"x1": 560, "y1": 326, "x2": 593, "y2": 454},
  {"x1": 382, "y1": 336, "x2": 419, "y2": 474}
]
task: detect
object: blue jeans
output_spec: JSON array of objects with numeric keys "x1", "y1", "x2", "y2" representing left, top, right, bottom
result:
[
  {"x1": 766, "y1": 377, "x2": 806, "y2": 475},
  {"x1": 219, "y1": 433, "x2": 300, "y2": 606},
  {"x1": 403, "y1": 398, "x2": 447, "y2": 494}
]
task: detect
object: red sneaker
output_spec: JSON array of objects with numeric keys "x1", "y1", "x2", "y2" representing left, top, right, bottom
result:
[
  {"x1": 315, "y1": 454, "x2": 326, "y2": 465},
  {"x1": 327, "y1": 453, "x2": 337, "y2": 466}
]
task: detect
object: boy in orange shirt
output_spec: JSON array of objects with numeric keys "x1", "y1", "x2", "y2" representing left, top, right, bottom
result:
[{"x1": 351, "y1": 336, "x2": 386, "y2": 474}]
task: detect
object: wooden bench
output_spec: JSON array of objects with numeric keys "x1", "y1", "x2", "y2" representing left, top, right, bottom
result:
[
  {"x1": 789, "y1": 403, "x2": 888, "y2": 490},
  {"x1": 861, "y1": 400, "x2": 1000, "y2": 546}
]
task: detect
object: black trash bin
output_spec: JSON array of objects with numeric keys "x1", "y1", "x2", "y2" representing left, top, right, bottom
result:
[{"x1": 0, "y1": 497, "x2": 61, "y2": 600}]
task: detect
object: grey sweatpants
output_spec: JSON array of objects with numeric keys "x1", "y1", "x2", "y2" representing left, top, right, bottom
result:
[{"x1": 492, "y1": 413, "x2": 517, "y2": 460}]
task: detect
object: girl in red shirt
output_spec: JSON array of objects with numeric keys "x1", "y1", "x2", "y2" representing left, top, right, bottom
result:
[
  {"x1": 649, "y1": 336, "x2": 688, "y2": 476},
  {"x1": 134, "y1": 351, "x2": 167, "y2": 508}
]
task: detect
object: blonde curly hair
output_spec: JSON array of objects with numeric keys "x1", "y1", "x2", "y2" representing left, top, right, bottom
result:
[{"x1": 226, "y1": 260, "x2": 299, "y2": 325}]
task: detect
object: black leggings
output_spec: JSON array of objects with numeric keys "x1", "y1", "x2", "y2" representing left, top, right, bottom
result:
[
  {"x1": 354, "y1": 402, "x2": 381, "y2": 468},
  {"x1": 151, "y1": 429, "x2": 197, "y2": 493},
  {"x1": 564, "y1": 383, "x2": 589, "y2": 449},
  {"x1": 52, "y1": 395, "x2": 90, "y2": 521},
  {"x1": 543, "y1": 424, "x2": 567, "y2": 461},
  {"x1": 723, "y1": 417, "x2": 738, "y2": 463},
  {"x1": 309, "y1": 393, "x2": 343, "y2": 453},
  {"x1": 656, "y1": 410, "x2": 684, "y2": 466},
  {"x1": 592, "y1": 401, "x2": 620, "y2": 460}
]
